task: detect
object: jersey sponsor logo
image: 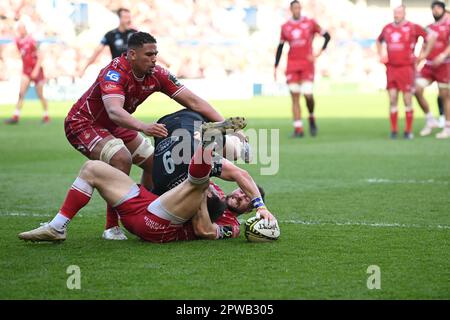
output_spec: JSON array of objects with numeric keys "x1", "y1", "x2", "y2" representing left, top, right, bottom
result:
[
  {"x1": 154, "y1": 136, "x2": 180, "y2": 156},
  {"x1": 390, "y1": 32, "x2": 402, "y2": 42},
  {"x1": 168, "y1": 72, "x2": 182, "y2": 87},
  {"x1": 114, "y1": 38, "x2": 124, "y2": 48},
  {"x1": 104, "y1": 83, "x2": 118, "y2": 90},
  {"x1": 291, "y1": 29, "x2": 302, "y2": 39},
  {"x1": 104, "y1": 70, "x2": 121, "y2": 82}
]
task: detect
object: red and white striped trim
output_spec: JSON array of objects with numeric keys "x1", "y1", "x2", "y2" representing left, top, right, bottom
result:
[
  {"x1": 171, "y1": 86, "x2": 186, "y2": 99},
  {"x1": 102, "y1": 94, "x2": 125, "y2": 101}
]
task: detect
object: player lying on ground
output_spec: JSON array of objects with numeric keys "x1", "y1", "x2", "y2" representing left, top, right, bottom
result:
[
  {"x1": 18, "y1": 118, "x2": 276, "y2": 243},
  {"x1": 150, "y1": 109, "x2": 263, "y2": 238},
  {"x1": 102, "y1": 109, "x2": 255, "y2": 238}
]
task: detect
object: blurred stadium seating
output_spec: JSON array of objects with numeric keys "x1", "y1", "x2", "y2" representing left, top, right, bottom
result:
[{"x1": 0, "y1": 0, "x2": 441, "y2": 102}]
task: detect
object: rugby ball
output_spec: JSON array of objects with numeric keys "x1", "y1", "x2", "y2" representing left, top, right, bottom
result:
[{"x1": 244, "y1": 216, "x2": 280, "y2": 242}]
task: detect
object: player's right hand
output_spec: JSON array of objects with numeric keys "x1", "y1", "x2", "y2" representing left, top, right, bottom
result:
[
  {"x1": 141, "y1": 123, "x2": 168, "y2": 138},
  {"x1": 256, "y1": 207, "x2": 275, "y2": 222},
  {"x1": 380, "y1": 55, "x2": 388, "y2": 64}
]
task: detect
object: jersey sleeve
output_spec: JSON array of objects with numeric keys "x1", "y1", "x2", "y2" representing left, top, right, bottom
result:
[
  {"x1": 99, "y1": 67, "x2": 127, "y2": 101},
  {"x1": 155, "y1": 67, "x2": 185, "y2": 98},
  {"x1": 415, "y1": 24, "x2": 428, "y2": 39},
  {"x1": 312, "y1": 19, "x2": 322, "y2": 34},
  {"x1": 100, "y1": 31, "x2": 109, "y2": 45},
  {"x1": 280, "y1": 25, "x2": 287, "y2": 42}
]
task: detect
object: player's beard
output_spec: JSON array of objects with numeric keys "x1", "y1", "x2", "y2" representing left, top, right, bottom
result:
[
  {"x1": 433, "y1": 12, "x2": 445, "y2": 21},
  {"x1": 225, "y1": 194, "x2": 245, "y2": 215}
]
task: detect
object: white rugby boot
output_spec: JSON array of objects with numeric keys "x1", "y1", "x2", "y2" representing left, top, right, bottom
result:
[
  {"x1": 18, "y1": 223, "x2": 66, "y2": 242},
  {"x1": 436, "y1": 127, "x2": 450, "y2": 139},
  {"x1": 102, "y1": 226, "x2": 128, "y2": 240},
  {"x1": 420, "y1": 118, "x2": 439, "y2": 137}
]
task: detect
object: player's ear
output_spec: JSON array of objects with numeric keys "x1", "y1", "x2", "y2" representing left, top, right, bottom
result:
[{"x1": 128, "y1": 48, "x2": 136, "y2": 61}]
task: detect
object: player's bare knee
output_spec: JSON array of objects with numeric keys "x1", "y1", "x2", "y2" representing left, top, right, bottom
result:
[{"x1": 79, "y1": 160, "x2": 101, "y2": 182}]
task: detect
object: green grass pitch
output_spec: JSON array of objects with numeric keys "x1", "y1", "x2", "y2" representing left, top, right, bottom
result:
[{"x1": 0, "y1": 92, "x2": 449, "y2": 299}]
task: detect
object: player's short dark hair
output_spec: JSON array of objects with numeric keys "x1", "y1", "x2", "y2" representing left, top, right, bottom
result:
[
  {"x1": 207, "y1": 193, "x2": 227, "y2": 222},
  {"x1": 290, "y1": 0, "x2": 300, "y2": 6},
  {"x1": 117, "y1": 8, "x2": 130, "y2": 17},
  {"x1": 127, "y1": 31, "x2": 157, "y2": 49},
  {"x1": 431, "y1": 1, "x2": 446, "y2": 10}
]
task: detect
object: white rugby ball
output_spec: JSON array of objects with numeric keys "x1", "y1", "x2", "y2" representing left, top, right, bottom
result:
[{"x1": 244, "y1": 216, "x2": 280, "y2": 242}]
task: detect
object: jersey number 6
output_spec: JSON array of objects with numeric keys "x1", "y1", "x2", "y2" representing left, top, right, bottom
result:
[{"x1": 163, "y1": 151, "x2": 175, "y2": 174}]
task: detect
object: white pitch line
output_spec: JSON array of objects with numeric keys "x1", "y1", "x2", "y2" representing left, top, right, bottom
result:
[
  {"x1": 280, "y1": 219, "x2": 450, "y2": 230},
  {"x1": 0, "y1": 211, "x2": 88, "y2": 218},
  {"x1": 3, "y1": 212, "x2": 449, "y2": 230},
  {"x1": 366, "y1": 178, "x2": 449, "y2": 185},
  {"x1": 0, "y1": 212, "x2": 53, "y2": 217}
]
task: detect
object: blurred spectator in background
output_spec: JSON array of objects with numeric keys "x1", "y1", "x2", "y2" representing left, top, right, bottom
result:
[
  {"x1": 5, "y1": 18, "x2": 49, "y2": 124},
  {"x1": 78, "y1": 8, "x2": 137, "y2": 77},
  {"x1": 0, "y1": 0, "x2": 441, "y2": 96}
]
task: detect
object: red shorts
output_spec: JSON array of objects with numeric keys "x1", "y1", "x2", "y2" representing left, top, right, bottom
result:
[
  {"x1": 115, "y1": 186, "x2": 197, "y2": 243},
  {"x1": 64, "y1": 119, "x2": 138, "y2": 157},
  {"x1": 23, "y1": 66, "x2": 45, "y2": 83},
  {"x1": 419, "y1": 62, "x2": 450, "y2": 85},
  {"x1": 286, "y1": 62, "x2": 315, "y2": 83},
  {"x1": 386, "y1": 65, "x2": 415, "y2": 92}
]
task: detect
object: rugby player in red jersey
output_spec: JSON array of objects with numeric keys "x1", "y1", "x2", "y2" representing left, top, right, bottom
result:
[
  {"x1": 434, "y1": 9, "x2": 450, "y2": 129},
  {"x1": 18, "y1": 118, "x2": 277, "y2": 243},
  {"x1": 64, "y1": 32, "x2": 224, "y2": 240},
  {"x1": 376, "y1": 5, "x2": 435, "y2": 139},
  {"x1": 274, "y1": 0, "x2": 331, "y2": 138},
  {"x1": 415, "y1": 1, "x2": 450, "y2": 139},
  {"x1": 5, "y1": 21, "x2": 49, "y2": 124},
  {"x1": 376, "y1": 5, "x2": 436, "y2": 139}
]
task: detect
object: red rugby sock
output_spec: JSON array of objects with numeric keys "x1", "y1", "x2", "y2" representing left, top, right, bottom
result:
[
  {"x1": 105, "y1": 205, "x2": 119, "y2": 229},
  {"x1": 405, "y1": 109, "x2": 413, "y2": 133},
  {"x1": 390, "y1": 107, "x2": 398, "y2": 133},
  {"x1": 60, "y1": 179, "x2": 92, "y2": 219},
  {"x1": 188, "y1": 146, "x2": 212, "y2": 182}
]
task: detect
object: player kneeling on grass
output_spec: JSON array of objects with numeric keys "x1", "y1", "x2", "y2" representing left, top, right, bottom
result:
[{"x1": 18, "y1": 118, "x2": 276, "y2": 243}]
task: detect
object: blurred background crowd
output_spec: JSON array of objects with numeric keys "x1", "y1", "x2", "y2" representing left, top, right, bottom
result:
[{"x1": 0, "y1": 0, "x2": 440, "y2": 92}]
